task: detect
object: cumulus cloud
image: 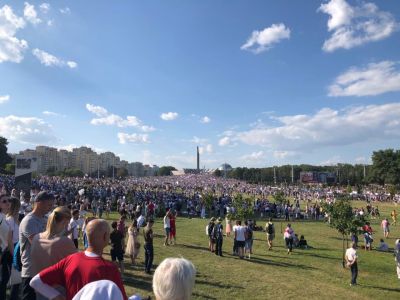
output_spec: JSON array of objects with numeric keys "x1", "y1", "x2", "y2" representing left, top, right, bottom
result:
[
  {"x1": 273, "y1": 150, "x2": 297, "y2": 159},
  {"x1": 32, "y1": 48, "x2": 77, "y2": 68},
  {"x1": 160, "y1": 112, "x2": 178, "y2": 121},
  {"x1": 199, "y1": 144, "x2": 213, "y2": 154},
  {"x1": 39, "y1": 3, "x2": 50, "y2": 14},
  {"x1": 200, "y1": 116, "x2": 211, "y2": 123},
  {"x1": 86, "y1": 103, "x2": 155, "y2": 132},
  {"x1": 329, "y1": 61, "x2": 400, "y2": 97},
  {"x1": 224, "y1": 103, "x2": 400, "y2": 154},
  {"x1": 0, "y1": 115, "x2": 55, "y2": 144},
  {"x1": 86, "y1": 104, "x2": 108, "y2": 117},
  {"x1": 0, "y1": 95, "x2": 10, "y2": 104},
  {"x1": 0, "y1": 5, "x2": 28, "y2": 63},
  {"x1": 241, "y1": 151, "x2": 264, "y2": 161},
  {"x1": 218, "y1": 136, "x2": 231, "y2": 146},
  {"x1": 42, "y1": 111, "x2": 64, "y2": 117},
  {"x1": 190, "y1": 136, "x2": 208, "y2": 145},
  {"x1": 241, "y1": 23, "x2": 290, "y2": 54},
  {"x1": 24, "y1": 2, "x2": 41, "y2": 25},
  {"x1": 117, "y1": 133, "x2": 149, "y2": 144},
  {"x1": 59, "y1": 7, "x2": 71, "y2": 15},
  {"x1": 319, "y1": 0, "x2": 399, "y2": 52}
]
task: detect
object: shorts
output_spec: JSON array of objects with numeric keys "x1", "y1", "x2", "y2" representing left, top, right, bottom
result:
[
  {"x1": 245, "y1": 240, "x2": 253, "y2": 250},
  {"x1": 267, "y1": 233, "x2": 275, "y2": 241},
  {"x1": 111, "y1": 249, "x2": 124, "y2": 262},
  {"x1": 236, "y1": 240, "x2": 245, "y2": 248},
  {"x1": 383, "y1": 228, "x2": 389, "y2": 233},
  {"x1": 165, "y1": 227, "x2": 171, "y2": 236}
]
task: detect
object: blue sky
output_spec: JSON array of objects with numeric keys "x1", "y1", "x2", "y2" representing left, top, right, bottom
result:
[{"x1": 1, "y1": 0, "x2": 400, "y2": 168}]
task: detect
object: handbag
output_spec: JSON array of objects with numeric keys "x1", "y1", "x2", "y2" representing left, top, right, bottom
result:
[{"x1": 8, "y1": 266, "x2": 22, "y2": 286}]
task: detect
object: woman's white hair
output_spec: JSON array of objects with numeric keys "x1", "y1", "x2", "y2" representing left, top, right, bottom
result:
[{"x1": 153, "y1": 258, "x2": 196, "y2": 300}]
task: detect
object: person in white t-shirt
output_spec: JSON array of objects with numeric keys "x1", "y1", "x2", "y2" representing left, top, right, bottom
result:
[
  {"x1": 345, "y1": 242, "x2": 358, "y2": 286},
  {"x1": 234, "y1": 220, "x2": 246, "y2": 259},
  {"x1": 163, "y1": 211, "x2": 171, "y2": 246},
  {"x1": 69, "y1": 209, "x2": 80, "y2": 249}
]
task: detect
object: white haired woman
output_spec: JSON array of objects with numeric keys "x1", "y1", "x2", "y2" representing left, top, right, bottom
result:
[{"x1": 153, "y1": 258, "x2": 196, "y2": 300}]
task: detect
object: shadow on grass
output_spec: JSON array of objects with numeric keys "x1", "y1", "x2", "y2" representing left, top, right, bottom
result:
[
  {"x1": 297, "y1": 251, "x2": 341, "y2": 261},
  {"x1": 123, "y1": 275, "x2": 153, "y2": 293},
  {"x1": 362, "y1": 285, "x2": 400, "y2": 292},
  {"x1": 239, "y1": 256, "x2": 318, "y2": 270},
  {"x1": 177, "y1": 243, "x2": 210, "y2": 251},
  {"x1": 192, "y1": 292, "x2": 218, "y2": 300},
  {"x1": 195, "y1": 279, "x2": 244, "y2": 290}
]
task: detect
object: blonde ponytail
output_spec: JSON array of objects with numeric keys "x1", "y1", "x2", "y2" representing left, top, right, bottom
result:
[{"x1": 44, "y1": 206, "x2": 72, "y2": 239}]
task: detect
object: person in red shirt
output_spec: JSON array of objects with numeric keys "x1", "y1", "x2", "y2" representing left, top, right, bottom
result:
[
  {"x1": 169, "y1": 209, "x2": 177, "y2": 245},
  {"x1": 29, "y1": 219, "x2": 128, "y2": 300}
]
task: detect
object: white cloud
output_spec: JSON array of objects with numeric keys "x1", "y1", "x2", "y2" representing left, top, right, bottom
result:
[
  {"x1": 241, "y1": 23, "x2": 290, "y2": 54},
  {"x1": 86, "y1": 103, "x2": 155, "y2": 132},
  {"x1": 273, "y1": 150, "x2": 297, "y2": 159},
  {"x1": 241, "y1": 151, "x2": 264, "y2": 161},
  {"x1": 319, "y1": 0, "x2": 399, "y2": 52},
  {"x1": 39, "y1": 3, "x2": 50, "y2": 14},
  {"x1": 86, "y1": 104, "x2": 108, "y2": 117},
  {"x1": 160, "y1": 112, "x2": 178, "y2": 121},
  {"x1": 59, "y1": 7, "x2": 71, "y2": 15},
  {"x1": 0, "y1": 94, "x2": 10, "y2": 104},
  {"x1": 0, "y1": 115, "x2": 55, "y2": 144},
  {"x1": 200, "y1": 116, "x2": 211, "y2": 123},
  {"x1": 355, "y1": 156, "x2": 366, "y2": 164},
  {"x1": 24, "y1": 2, "x2": 41, "y2": 25},
  {"x1": 218, "y1": 136, "x2": 231, "y2": 146},
  {"x1": 32, "y1": 48, "x2": 77, "y2": 69},
  {"x1": 224, "y1": 103, "x2": 400, "y2": 154},
  {"x1": 117, "y1": 133, "x2": 149, "y2": 144},
  {"x1": 190, "y1": 136, "x2": 208, "y2": 145},
  {"x1": 199, "y1": 144, "x2": 213, "y2": 154},
  {"x1": 329, "y1": 61, "x2": 400, "y2": 97},
  {"x1": 140, "y1": 125, "x2": 156, "y2": 133},
  {"x1": 42, "y1": 111, "x2": 57, "y2": 116},
  {"x1": 0, "y1": 5, "x2": 28, "y2": 63},
  {"x1": 47, "y1": 20, "x2": 53, "y2": 26},
  {"x1": 320, "y1": 155, "x2": 342, "y2": 166}
]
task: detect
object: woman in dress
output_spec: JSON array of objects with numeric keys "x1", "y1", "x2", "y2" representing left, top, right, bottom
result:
[
  {"x1": 126, "y1": 220, "x2": 140, "y2": 265},
  {"x1": 225, "y1": 214, "x2": 232, "y2": 237}
]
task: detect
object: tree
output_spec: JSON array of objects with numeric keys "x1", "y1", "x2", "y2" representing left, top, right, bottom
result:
[
  {"x1": 157, "y1": 166, "x2": 177, "y2": 176},
  {"x1": 116, "y1": 167, "x2": 128, "y2": 178},
  {"x1": 231, "y1": 194, "x2": 253, "y2": 220},
  {"x1": 322, "y1": 199, "x2": 365, "y2": 267},
  {"x1": 4, "y1": 163, "x2": 15, "y2": 174},
  {"x1": 0, "y1": 137, "x2": 12, "y2": 169}
]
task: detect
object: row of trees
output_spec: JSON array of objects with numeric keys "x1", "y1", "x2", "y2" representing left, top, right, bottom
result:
[{"x1": 216, "y1": 149, "x2": 400, "y2": 186}]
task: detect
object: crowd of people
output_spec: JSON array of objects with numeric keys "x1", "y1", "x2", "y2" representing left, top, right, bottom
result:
[{"x1": 0, "y1": 173, "x2": 400, "y2": 298}]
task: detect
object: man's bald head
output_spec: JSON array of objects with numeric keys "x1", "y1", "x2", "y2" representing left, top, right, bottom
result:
[{"x1": 86, "y1": 219, "x2": 110, "y2": 250}]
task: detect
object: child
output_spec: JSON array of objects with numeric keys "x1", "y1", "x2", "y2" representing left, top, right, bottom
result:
[
  {"x1": 82, "y1": 216, "x2": 96, "y2": 250},
  {"x1": 110, "y1": 221, "x2": 125, "y2": 274},
  {"x1": 68, "y1": 209, "x2": 80, "y2": 249}
]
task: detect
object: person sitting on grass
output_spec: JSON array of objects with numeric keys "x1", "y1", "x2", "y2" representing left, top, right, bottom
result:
[
  {"x1": 153, "y1": 258, "x2": 196, "y2": 300},
  {"x1": 377, "y1": 238, "x2": 389, "y2": 252},
  {"x1": 298, "y1": 235, "x2": 308, "y2": 249}
]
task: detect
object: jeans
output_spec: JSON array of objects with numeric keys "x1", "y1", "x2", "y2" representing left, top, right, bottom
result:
[
  {"x1": 350, "y1": 262, "x2": 358, "y2": 284},
  {"x1": 215, "y1": 238, "x2": 223, "y2": 256},
  {"x1": 144, "y1": 244, "x2": 154, "y2": 273},
  {"x1": 0, "y1": 250, "x2": 12, "y2": 300},
  {"x1": 285, "y1": 237, "x2": 293, "y2": 251},
  {"x1": 22, "y1": 277, "x2": 36, "y2": 300}
]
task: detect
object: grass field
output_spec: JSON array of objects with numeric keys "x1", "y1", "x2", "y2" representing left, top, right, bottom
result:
[{"x1": 103, "y1": 202, "x2": 400, "y2": 300}]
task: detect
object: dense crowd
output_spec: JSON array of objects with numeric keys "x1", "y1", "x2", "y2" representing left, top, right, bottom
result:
[{"x1": 0, "y1": 174, "x2": 400, "y2": 299}]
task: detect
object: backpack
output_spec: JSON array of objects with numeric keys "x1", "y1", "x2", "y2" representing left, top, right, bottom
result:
[
  {"x1": 208, "y1": 223, "x2": 214, "y2": 237},
  {"x1": 247, "y1": 227, "x2": 253, "y2": 239},
  {"x1": 12, "y1": 241, "x2": 22, "y2": 272},
  {"x1": 267, "y1": 223, "x2": 274, "y2": 234}
]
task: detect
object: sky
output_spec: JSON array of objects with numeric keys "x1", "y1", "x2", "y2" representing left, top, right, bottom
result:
[{"x1": 1, "y1": 0, "x2": 400, "y2": 169}]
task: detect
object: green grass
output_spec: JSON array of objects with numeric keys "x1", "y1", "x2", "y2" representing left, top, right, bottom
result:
[{"x1": 102, "y1": 202, "x2": 400, "y2": 299}]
